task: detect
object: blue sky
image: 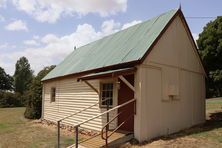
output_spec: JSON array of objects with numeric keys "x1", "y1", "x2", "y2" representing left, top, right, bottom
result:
[{"x1": 0, "y1": 0, "x2": 221, "y2": 75}]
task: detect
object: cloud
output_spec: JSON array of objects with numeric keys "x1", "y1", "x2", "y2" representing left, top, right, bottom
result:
[
  {"x1": 0, "y1": 19, "x2": 141, "y2": 75},
  {"x1": 0, "y1": 0, "x2": 6, "y2": 7},
  {"x1": 5, "y1": 19, "x2": 28, "y2": 31},
  {"x1": 23, "y1": 40, "x2": 39, "y2": 46},
  {"x1": 121, "y1": 20, "x2": 142, "y2": 30},
  {"x1": 0, "y1": 15, "x2": 5, "y2": 22},
  {"x1": 41, "y1": 34, "x2": 59, "y2": 44},
  {"x1": 0, "y1": 43, "x2": 10, "y2": 49},
  {"x1": 0, "y1": 43, "x2": 16, "y2": 49},
  {"x1": 192, "y1": 33, "x2": 199, "y2": 41},
  {"x1": 101, "y1": 20, "x2": 121, "y2": 35},
  {"x1": 12, "y1": 0, "x2": 128, "y2": 23},
  {"x1": 192, "y1": 33, "x2": 199, "y2": 46}
]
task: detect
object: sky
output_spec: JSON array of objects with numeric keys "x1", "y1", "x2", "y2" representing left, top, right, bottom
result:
[{"x1": 0, "y1": 0, "x2": 221, "y2": 75}]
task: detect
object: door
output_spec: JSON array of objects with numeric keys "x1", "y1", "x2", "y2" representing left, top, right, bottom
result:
[{"x1": 118, "y1": 74, "x2": 134, "y2": 132}]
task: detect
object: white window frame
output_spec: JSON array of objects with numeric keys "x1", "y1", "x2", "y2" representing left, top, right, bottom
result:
[
  {"x1": 50, "y1": 87, "x2": 56, "y2": 103},
  {"x1": 100, "y1": 81, "x2": 114, "y2": 108}
]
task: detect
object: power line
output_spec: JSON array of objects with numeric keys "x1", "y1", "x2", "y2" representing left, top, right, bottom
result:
[{"x1": 185, "y1": 16, "x2": 217, "y2": 19}]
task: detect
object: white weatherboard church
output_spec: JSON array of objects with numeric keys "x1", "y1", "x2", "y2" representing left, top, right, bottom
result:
[{"x1": 42, "y1": 8, "x2": 206, "y2": 147}]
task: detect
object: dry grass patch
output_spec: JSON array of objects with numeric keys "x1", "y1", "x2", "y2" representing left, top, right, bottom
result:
[
  {"x1": 0, "y1": 107, "x2": 73, "y2": 148},
  {"x1": 121, "y1": 98, "x2": 222, "y2": 148}
]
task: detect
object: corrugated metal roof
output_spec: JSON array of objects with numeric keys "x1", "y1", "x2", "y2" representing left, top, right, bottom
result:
[
  {"x1": 77, "y1": 67, "x2": 136, "y2": 81},
  {"x1": 42, "y1": 9, "x2": 178, "y2": 81}
]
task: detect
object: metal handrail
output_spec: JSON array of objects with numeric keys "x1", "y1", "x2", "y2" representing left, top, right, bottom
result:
[
  {"x1": 101, "y1": 111, "x2": 123, "y2": 140},
  {"x1": 74, "y1": 98, "x2": 136, "y2": 128},
  {"x1": 100, "y1": 101, "x2": 135, "y2": 147},
  {"x1": 57, "y1": 97, "x2": 112, "y2": 148},
  {"x1": 58, "y1": 97, "x2": 112, "y2": 122},
  {"x1": 57, "y1": 98, "x2": 111, "y2": 148},
  {"x1": 103, "y1": 114, "x2": 134, "y2": 140},
  {"x1": 74, "y1": 98, "x2": 136, "y2": 148}
]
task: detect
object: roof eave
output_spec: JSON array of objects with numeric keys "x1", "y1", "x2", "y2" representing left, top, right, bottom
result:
[
  {"x1": 42, "y1": 60, "x2": 140, "y2": 82},
  {"x1": 177, "y1": 9, "x2": 208, "y2": 77},
  {"x1": 139, "y1": 8, "x2": 180, "y2": 64},
  {"x1": 139, "y1": 8, "x2": 207, "y2": 77}
]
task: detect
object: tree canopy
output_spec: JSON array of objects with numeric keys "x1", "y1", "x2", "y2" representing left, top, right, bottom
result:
[
  {"x1": 197, "y1": 16, "x2": 222, "y2": 97},
  {"x1": 24, "y1": 65, "x2": 56, "y2": 119},
  {"x1": 14, "y1": 57, "x2": 33, "y2": 95},
  {"x1": 0, "y1": 67, "x2": 13, "y2": 91}
]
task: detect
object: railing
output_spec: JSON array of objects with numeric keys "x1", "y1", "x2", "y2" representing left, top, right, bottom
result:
[
  {"x1": 101, "y1": 110, "x2": 134, "y2": 147},
  {"x1": 74, "y1": 98, "x2": 136, "y2": 148},
  {"x1": 57, "y1": 97, "x2": 113, "y2": 148}
]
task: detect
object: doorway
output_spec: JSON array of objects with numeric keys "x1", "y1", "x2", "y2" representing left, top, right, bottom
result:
[{"x1": 118, "y1": 74, "x2": 134, "y2": 132}]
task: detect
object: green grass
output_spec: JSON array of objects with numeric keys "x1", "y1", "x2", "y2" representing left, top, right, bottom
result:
[
  {"x1": 206, "y1": 98, "x2": 222, "y2": 111},
  {"x1": 0, "y1": 107, "x2": 73, "y2": 148},
  {"x1": 0, "y1": 123, "x2": 9, "y2": 130},
  {"x1": 1, "y1": 98, "x2": 222, "y2": 148},
  {"x1": 191, "y1": 98, "x2": 222, "y2": 143}
]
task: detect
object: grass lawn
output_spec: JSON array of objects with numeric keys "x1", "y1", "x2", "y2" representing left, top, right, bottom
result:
[
  {"x1": 0, "y1": 107, "x2": 73, "y2": 148},
  {"x1": 190, "y1": 98, "x2": 222, "y2": 144},
  {"x1": 122, "y1": 98, "x2": 222, "y2": 148},
  {"x1": 1, "y1": 98, "x2": 222, "y2": 148}
]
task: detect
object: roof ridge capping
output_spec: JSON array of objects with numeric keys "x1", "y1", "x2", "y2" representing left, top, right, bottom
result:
[{"x1": 42, "y1": 9, "x2": 180, "y2": 82}]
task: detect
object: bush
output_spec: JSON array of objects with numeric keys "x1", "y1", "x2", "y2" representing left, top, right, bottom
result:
[
  {"x1": 24, "y1": 65, "x2": 56, "y2": 119},
  {"x1": 24, "y1": 91, "x2": 41, "y2": 119},
  {"x1": 0, "y1": 91, "x2": 22, "y2": 107}
]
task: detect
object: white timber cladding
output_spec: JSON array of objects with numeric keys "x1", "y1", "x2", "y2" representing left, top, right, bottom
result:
[
  {"x1": 43, "y1": 77, "x2": 118, "y2": 131},
  {"x1": 134, "y1": 15, "x2": 206, "y2": 142}
]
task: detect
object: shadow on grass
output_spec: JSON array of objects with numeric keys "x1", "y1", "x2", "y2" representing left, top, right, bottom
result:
[{"x1": 131, "y1": 111, "x2": 222, "y2": 146}]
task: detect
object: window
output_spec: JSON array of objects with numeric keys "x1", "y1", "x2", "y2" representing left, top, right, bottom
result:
[
  {"x1": 50, "y1": 87, "x2": 56, "y2": 102},
  {"x1": 100, "y1": 83, "x2": 113, "y2": 107}
]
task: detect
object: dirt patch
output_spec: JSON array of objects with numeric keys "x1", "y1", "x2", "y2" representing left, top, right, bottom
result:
[
  {"x1": 122, "y1": 136, "x2": 221, "y2": 148},
  {"x1": 31, "y1": 119, "x2": 100, "y2": 137},
  {"x1": 121, "y1": 99, "x2": 222, "y2": 148}
]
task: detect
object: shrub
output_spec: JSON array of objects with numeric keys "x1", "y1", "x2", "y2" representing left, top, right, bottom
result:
[
  {"x1": 24, "y1": 65, "x2": 55, "y2": 119},
  {"x1": 0, "y1": 91, "x2": 22, "y2": 107}
]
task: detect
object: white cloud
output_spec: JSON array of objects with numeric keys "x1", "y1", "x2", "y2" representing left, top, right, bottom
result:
[
  {"x1": 12, "y1": 0, "x2": 127, "y2": 23},
  {"x1": 101, "y1": 20, "x2": 121, "y2": 35},
  {"x1": 0, "y1": 15, "x2": 5, "y2": 22},
  {"x1": 121, "y1": 20, "x2": 142, "y2": 30},
  {"x1": 23, "y1": 40, "x2": 39, "y2": 46},
  {"x1": 41, "y1": 34, "x2": 59, "y2": 44},
  {"x1": 192, "y1": 33, "x2": 199, "y2": 41},
  {"x1": 33, "y1": 35, "x2": 40, "y2": 40},
  {"x1": 5, "y1": 19, "x2": 28, "y2": 31},
  {"x1": 0, "y1": 43, "x2": 8, "y2": 49},
  {"x1": 0, "y1": 0, "x2": 6, "y2": 7},
  {"x1": 0, "y1": 19, "x2": 141, "y2": 75},
  {"x1": 0, "y1": 43, "x2": 16, "y2": 49},
  {"x1": 192, "y1": 33, "x2": 199, "y2": 46}
]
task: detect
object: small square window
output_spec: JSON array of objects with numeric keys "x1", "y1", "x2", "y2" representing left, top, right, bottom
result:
[
  {"x1": 100, "y1": 83, "x2": 113, "y2": 107},
  {"x1": 50, "y1": 87, "x2": 56, "y2": 102}
]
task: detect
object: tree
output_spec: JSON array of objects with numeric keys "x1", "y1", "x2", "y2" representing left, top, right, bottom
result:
[
  {"x1": 0, "y1": 92, "x2": 22, "y2": 107},
  {"x1": 197, "y1": 16, "x2": 222, "y2": 97},
  {"x1": 14, "y1": 57, "x2": 33, "y2": 95},
  {"x1": 0, "y1": 67, "x2": 13, "y2": 91},
  {"x1": 24, "y1": 65, "x2": 56, "y2": 119}
]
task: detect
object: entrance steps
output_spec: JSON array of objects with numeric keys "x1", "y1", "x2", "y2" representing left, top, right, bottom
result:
[{"x1": 67, "y1": 131, "x2": 133, "y2": 148}]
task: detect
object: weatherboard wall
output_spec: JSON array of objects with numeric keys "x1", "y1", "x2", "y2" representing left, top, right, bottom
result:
[
  {"x1": 42, "y1": 78, "x2": 118, "y2": 131},
  {"x1": 134, "y1": 15, "x2": 205, "y2": 142}
]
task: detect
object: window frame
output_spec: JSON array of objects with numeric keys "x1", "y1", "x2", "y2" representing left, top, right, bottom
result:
[
  {"x1": 99, "y1": 81, "x2": 114, "y2": 108},
  {"x1": 50, "y1": 87, "x2": 56, "y2": 103}
]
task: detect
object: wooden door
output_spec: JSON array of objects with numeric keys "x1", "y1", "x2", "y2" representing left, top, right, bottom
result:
[{"x1": 118, "y1": 74, "x2": 134, "y2": 132}]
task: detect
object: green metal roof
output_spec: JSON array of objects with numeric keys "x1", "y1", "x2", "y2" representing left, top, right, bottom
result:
[{"x1": 42, "y1": 9, "x2": 178, "y2": 81}]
